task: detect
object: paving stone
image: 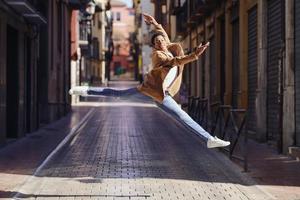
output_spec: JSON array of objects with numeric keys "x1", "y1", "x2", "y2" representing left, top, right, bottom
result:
[{"x1": 15, "y1": 102, "x2": 270, "y2": 200}]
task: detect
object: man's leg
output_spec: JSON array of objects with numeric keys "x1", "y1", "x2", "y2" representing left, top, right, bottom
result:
[
  {"x1": 161, "y1": 95, "x2": 213, "y2": 141},
  {"x1": 161, "y1": 95, "x2": 230, "y2": 148},
  {"x1": 69, "y1": 86, "x2": 152, "y2": 102},
  {"x1": 87, "y1": 87, "x2": 138, "y2": 98},
  {"x1": 69, "y1": 86, "x2": 139, "y2": 98}
]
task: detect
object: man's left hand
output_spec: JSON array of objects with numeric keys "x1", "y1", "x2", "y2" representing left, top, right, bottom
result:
[{"x1": 195, "y1": 42, "x2": 210, "y2": 57}]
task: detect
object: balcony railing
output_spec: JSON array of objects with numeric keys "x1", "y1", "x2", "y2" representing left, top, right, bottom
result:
[
  {"x1": 79, "y1": 21, "x2": 91, "y2": 47},
  {"x1": 189, "y1": 0, "x2": 206, "y2": 23}
]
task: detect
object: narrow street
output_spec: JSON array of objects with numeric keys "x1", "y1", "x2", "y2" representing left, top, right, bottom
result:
[
  {"x1": 1, "y1": 0, "x2": 300, "y2": 199},
  {"x1": 12, "y1": 84, "x2": 269, "y2": 200}
]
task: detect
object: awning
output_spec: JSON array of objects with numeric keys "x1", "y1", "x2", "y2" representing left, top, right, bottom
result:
[{"x1": 4, "y1": 0, "x2": 47, "y2": 24}]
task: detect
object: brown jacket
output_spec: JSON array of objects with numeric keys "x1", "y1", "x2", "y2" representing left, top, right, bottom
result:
[{"x1": 137, "y1": 24, "x2": 198, "y2": 103}]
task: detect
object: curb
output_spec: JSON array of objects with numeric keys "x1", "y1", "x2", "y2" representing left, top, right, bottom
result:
[{"x1": 12, "y1": 108, "x2": 96, "y2": 199}]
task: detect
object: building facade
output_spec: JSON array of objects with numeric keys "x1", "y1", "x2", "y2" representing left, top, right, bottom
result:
[
  {"x1": 0, "y1": 0, "x2": 73, "y2": 144},
  {"x1": 152, "y1": 0, "x2": 299, "y2": 155},
  {"x1": 70, "y1": 0, "x2": 113, "y2": 104},
  {"x1": 80, "y1": 0, "x2": 112, "y2": 86}
]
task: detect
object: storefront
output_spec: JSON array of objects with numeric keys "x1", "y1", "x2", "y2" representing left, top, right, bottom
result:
[
  {"x1": 231, "y1": 2, "x2": 239, "y2": 108},
  {"x1": 247, "y1": 5, "x2": 258, "y2": 134},
  {"x1": 266, "y1": 0, "x2": 284, "y2": 149},
  {"x1": 295, "y1": 0, "x2": 300, "y2": 146}
]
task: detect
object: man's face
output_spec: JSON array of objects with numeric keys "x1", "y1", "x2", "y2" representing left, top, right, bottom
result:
[{"x1": 154, "y1": 35, "x2": 167, "y2": 51}]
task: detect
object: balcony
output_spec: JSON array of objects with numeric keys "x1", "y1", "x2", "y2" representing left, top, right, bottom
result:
[
  {"x1": 169, "y1": 0, "x2": 181, "y2": 15},
  {"x1": 4, "y1": 0, "x2": 46, "y2": 24},
  {"x1": 188, "y1": 0, "x2": 206, "y2": 24},
  {"x1": 79, "y1": 21, "x2": 91, "y2": 49},
  {"x1": 89, "y1": 37, "x2": 100, "y2": 60},
  {"x1": 172, "y1": 0, "x2": 217, "y2": 37}
]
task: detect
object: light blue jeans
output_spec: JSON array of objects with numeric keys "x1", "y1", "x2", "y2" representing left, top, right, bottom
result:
[{"x1": 87, "y1": 87, "x2": 212, "y2": 142}]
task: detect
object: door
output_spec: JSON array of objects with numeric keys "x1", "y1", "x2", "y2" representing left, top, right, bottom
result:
[
  {"x1": 247, "y1": 6, "x2": 258, "y2": 134},
  {"x1": 220, "y1": 16, "x2": 226, "y2": 104},
  {"x1": 6, "y1": 25, "x2": 19, "y2": 138},
  {"x1": 209, "y1": 36, "x2": 217, "y2": 103},
  {"x1": 232, "y1": 2, "x2": 239, "y2": 108},
  {"x1": 26, "y1": 37, "x2": 31, "y2": 133},
  {"x1": 267, "y1": 0, "x2": 284, "y2": 150},
  {"x1": 295, "y1": 0, "x2": 300, "y2": 146}
]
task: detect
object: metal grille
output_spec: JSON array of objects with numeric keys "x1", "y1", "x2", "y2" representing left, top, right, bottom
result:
[
  {"x1": 209, "y1": 36, "x2": 217, "y2": 103},
  {"x1": 192, "y1": 62, "x2": 197, "y2": 95},
  {"x1": 267, "y1": 0, "x2": 283, "y2": 145},
  {"x1": 247, "y1": 6, "x2": 258, "y2": 133},
  {"x1": 295, "y1": 0, "x2": 300, "y2": 146},
  {"x1": 232, "y1": 3, "x2": 239, "y2": 108},
  {"x1": 220, "y1": 17, "x2": 226, "y2": 104},
  {"x1": 195, "y1": 59, "x2": 200, "y2": 96},
  {"x1": 201, "y1": 55, "x2": 205, "y2": 98},
  {"x1": 188, "y1": 63, "x2": 192, "y2": 95}
]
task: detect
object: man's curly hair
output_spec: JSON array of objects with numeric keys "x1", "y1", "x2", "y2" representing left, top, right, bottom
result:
[{"x1": 150, "y1": 32, "x2": 165, "y2": 46}]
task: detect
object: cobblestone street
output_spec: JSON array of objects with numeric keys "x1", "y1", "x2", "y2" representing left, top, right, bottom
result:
[
  {"x1": 13, "y1": 98, "x2": 270, "y2": 200},
  {"x1": 2, "y1": 0, "x2": 300, "y2": 198}
]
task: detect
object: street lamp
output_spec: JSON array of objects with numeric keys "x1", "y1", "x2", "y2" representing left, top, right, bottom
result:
[{"x1": 85, "y1": 1, "x2": 96, "y2": 15}]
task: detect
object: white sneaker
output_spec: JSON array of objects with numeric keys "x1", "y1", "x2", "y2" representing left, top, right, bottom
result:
[
  {"x1": 207, "y1": 136, "x2": 230, "y2": 148},
  {"x1": 69, "y1": 86, "x2": 89, "y2": 96}
]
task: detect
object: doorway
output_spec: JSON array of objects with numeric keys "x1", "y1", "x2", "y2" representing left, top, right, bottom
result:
[{"x1": 6, "y1": 25, "x2": 19, "y2": 138}]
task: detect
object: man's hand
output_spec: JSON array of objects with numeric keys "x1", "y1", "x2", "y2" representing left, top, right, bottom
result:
[
  {"x1": 142, "y1": 13, "x2": 158, "y2": 26},
  {"x1": 195, "y1": 42, "x2": 210, "y2": 57}
]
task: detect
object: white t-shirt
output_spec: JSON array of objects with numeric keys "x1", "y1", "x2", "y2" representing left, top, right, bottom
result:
[{"x1": 163, "y1": 52, "x2": 178, "y2": 95}]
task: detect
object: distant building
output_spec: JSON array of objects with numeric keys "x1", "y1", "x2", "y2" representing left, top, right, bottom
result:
[
  {"x1": 70, "y1": 0, "x2": 113, "y2": 104},
  {"x1": 110, "y1": 0, "x2": 135, "y2": 80}
]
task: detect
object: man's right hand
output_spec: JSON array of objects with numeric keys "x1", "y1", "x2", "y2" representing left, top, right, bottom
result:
[{"x1": 142, "y1": 13, "x2": 158, "y2": 26}]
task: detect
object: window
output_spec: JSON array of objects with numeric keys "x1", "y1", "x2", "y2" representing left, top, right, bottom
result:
[{"x1": 116, "y1": 12, "x2": 121, "y2": 21}]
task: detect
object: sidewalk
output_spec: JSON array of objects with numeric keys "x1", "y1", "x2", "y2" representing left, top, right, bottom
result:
[
  {"x1": 0, "y1": 106, "x2": 92, "y2": 199},
  {"x1": 235, "y1": 139, "x2": 300, "y2": 200}
]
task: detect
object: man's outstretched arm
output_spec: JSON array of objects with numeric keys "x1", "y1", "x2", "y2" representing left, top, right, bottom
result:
[
  {"x1": 152, "y1": 42, "x2": 210, "y2": 68},
  {"x1": 142, "y1": 13, "x2": 171, "y2": 44}
]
